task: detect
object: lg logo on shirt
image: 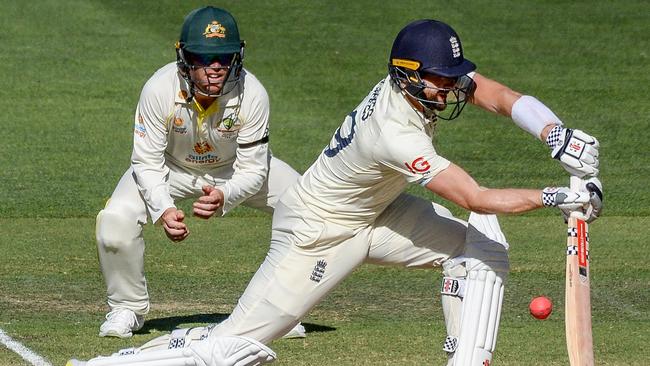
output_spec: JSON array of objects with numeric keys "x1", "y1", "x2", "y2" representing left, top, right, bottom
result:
[{"x1": 405, "y1": 157, "x2": 430, "y2": 174}]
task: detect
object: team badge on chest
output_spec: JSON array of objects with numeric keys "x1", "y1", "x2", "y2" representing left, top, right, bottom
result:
[{"x1": 214, "y1": 113, "x2": 241, "y2": 139}]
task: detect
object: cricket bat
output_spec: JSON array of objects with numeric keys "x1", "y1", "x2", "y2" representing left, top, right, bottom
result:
[{"x1": 565, "y1": 176, "x2": 594, "y2": 365}]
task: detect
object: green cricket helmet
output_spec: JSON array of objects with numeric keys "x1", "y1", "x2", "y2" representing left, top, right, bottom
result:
[{"x1": 176, "y1": 6, "x2": 245, "y2": 98}]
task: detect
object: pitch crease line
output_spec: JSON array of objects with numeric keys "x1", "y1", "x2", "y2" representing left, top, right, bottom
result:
[{"x1": 0, "y1": 328, "x2": 52, "y2": 366}]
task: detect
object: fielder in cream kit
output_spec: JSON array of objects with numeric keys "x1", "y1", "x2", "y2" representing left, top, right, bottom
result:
[
  {"x1": 95, "y1": 6, "x2": 304, "y2": 340},
  {"x1": 71, "y1": 19, "x2": 603, "y2": 366}
]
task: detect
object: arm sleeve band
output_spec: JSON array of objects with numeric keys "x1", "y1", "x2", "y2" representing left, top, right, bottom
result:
[{"x1": 510, "y1": 95, "x2": 563, "y2": 140}]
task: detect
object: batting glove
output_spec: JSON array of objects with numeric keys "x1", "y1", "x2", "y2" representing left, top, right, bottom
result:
[
  {"x1": 542, "y1": 177, "x2": 603, "y2": 223},
  {"x1": 584, "y1": 177, "x2": 603, "y2": 223},
  {"x1": 546, "y1": 126, "x2": 600, "y2": 178},
  {"x1": 542, "y1": 186, "x2": 590, "y2": 220}
]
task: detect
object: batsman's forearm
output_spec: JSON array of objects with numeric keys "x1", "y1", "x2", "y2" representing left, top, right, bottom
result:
[{"x1": 469, "y1": 188, "x2": 543, "y2": 214}]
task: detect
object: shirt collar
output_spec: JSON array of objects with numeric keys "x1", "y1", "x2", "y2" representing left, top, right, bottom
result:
[{"x1": 386, "y1": 76, "x2": 432, "y2": 131}]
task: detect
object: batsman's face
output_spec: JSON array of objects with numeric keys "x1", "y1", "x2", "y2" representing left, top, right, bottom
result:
[{"x1": 420, "y1": 74, "x2": 458, "y2": 111}]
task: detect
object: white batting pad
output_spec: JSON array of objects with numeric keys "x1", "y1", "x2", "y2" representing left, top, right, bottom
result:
[
  {"x1": 452, "y1": 213, "x2": 509, "y2": 366},
  {"x1": 122, "y1": 326, "x2": 212, "y2": 355},
  {"x1": 87, "y1": 348, "x2": 203, "y2": 366},
  {"x1": 84, "y1": 335, "x2": 276, "y2": 366},
  {"x1": 192, "y1": 336, "x2": 277, "y2": 366}
]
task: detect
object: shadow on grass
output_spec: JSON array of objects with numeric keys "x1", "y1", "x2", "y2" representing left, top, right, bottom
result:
[
  {"x1": 138, "y1": 313, "x2": 337, "y2": 336},
  {"x1": 139, "y1": 313, "x2": 229, "y2": 333}
]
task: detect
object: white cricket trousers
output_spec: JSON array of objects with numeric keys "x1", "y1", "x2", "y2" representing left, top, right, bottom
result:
[
  {"x1": 211, "y1": 191, "x2": 468, "y2": 344},
  {"x1": 96, "y1": 156, "x2": 299, "y2": 314}
]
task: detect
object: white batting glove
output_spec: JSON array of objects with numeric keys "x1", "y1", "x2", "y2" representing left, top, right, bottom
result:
[
  {"x1": 546, "y1": 126, "x2": 599, "y2": 178},
  {"x1": 541, "y1": 186, "x2": 590, "y2": 220},
  {"x1": 542, "y1": 177, "x2": 604, "y2": 222},
  {"x1": 584, "y1": 177, "x2": 603, "y2": 223}
]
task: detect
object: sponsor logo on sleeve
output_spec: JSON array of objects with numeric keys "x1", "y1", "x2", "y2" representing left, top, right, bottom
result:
[
  {"x1": 134, "y1": 114, "x2": 146, "y2": 138},
  {"x1": 404, "y1": 157, "x2": 431, "y2": 174}
]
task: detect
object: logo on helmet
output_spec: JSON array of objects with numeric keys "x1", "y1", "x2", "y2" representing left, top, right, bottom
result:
[
  {"x1": 449, "y1": 37, "x2": 461, "y2": 58},
  {"x1": 391, "y1": 58, "x2": 421, "y2": 71},
  {"x1": 203, "y1": 21, "x2": 226, "y2": 38}
]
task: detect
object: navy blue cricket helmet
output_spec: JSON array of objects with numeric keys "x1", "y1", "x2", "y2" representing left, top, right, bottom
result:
[{"x1": 389, "y1": 20, "x2": 476, "y2": 120}]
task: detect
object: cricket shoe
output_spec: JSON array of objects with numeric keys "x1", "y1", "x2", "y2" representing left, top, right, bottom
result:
[
  {"x1": 99, "y1": 308, "x2": 144, "y2": 338},
  {"x1": 282, "y1": 322, "x2": 306, "y2": 339}
]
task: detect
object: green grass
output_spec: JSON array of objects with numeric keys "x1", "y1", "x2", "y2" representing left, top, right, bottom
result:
[{"x1": 1, "y1": 0, "x2": 649, "y2": 365}]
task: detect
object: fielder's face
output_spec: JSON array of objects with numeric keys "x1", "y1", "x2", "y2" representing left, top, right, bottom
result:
[{"x1": 186, "y1": 52, "x2": 234, "y2": 96}]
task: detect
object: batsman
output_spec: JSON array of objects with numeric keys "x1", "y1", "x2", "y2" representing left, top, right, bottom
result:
[{"x1": 71, "y1": 18, "x2": 603, "y2": 366}]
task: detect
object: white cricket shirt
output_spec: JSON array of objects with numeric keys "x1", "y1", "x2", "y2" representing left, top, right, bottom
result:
[
  {"x1": 290, "y1": 76, "x2": 451, "y2": 228},
  {"x1": 131, "y1": 62, "x2": 270, "y2": 222}
]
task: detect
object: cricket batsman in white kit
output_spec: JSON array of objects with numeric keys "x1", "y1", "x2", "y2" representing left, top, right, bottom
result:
[
  {"x1": 70, "y1": 19, "x2": 603, "y2": 366},
  {"x1": 94, "y1": 6, "x2": 304, "y2": 340}
]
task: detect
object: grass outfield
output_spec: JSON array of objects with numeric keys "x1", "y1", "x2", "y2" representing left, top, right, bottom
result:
[{"x1": 1, "y1": 1, "x2": 649, "y2": 365}]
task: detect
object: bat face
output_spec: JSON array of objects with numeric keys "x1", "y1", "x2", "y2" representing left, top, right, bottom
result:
[{"x1": 565, "y1": 214, "x2": 594, "y2": 365}]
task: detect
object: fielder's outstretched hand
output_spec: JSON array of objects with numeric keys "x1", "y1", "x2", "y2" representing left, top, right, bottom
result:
[
  {"x1": 161, "y1": 207, "x2": 189, "y2": 242},
  {"x1": 546, "y1": 126, "x2": 599, "y2": 178},
  {"x1": 193, "y1": 185, "x2": 225, "y2": 219}
]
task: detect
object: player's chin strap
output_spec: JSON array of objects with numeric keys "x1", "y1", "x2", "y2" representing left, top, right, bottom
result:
[
  {"x1": 441, "y1": 213, "x2": 510, "y2": 366},
  {"x1": 82, "y1": 332, "x2": 276, "y2": 366}
]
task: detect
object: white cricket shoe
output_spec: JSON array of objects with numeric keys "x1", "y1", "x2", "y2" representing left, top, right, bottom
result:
[
  {"x1": 282, "y1": 322, "x2": 306, "y2": 339},
  {"x1": 99, "y1": 308, "x2": 144, "y2": 338}
]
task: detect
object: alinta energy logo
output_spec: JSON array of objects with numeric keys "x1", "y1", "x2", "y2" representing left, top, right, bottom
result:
[
  {"x1": 203, "y1": 21, "x2": 226, "y2": 38},
  {"x1": 193, "y1": 141, "x2": 214, "y2": 154},
  {"x1": 187, "y1": 142, "x2": 220, "y2": 164}
]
